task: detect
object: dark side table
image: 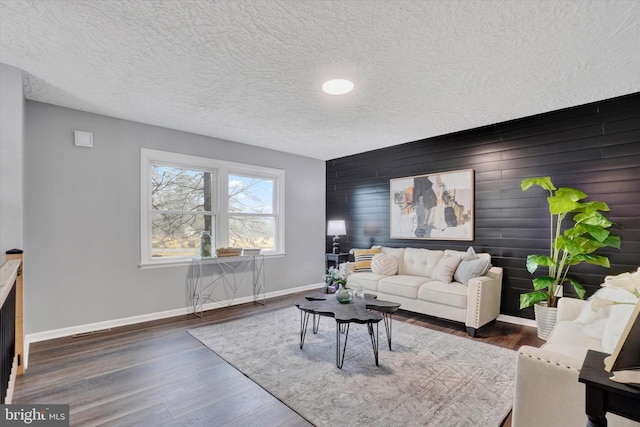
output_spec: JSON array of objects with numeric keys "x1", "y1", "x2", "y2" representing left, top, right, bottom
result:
[
  {"x1": 325, "y1": 253, "x2": 349, "y2": 270},
  {"x1": 578, "y1": 349, "x2": 640, "y2": 427}
]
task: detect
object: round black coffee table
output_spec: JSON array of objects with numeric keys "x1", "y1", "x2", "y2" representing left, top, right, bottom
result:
[{"x1": 295, "y1": 292, "x2": 401, "y2": 369}]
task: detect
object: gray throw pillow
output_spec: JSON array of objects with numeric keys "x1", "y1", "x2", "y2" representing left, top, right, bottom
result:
[
  {"x1": 463, "y1": 246, "x2": 478, "y2": 261},
  {"x1": 454, "y1": 246, "x2": 491, "y2": 286}
]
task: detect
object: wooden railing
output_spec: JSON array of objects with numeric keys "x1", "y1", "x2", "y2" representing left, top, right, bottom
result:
[{"x1": 0, "y1": 249, "x2": 23, "y2": 404}]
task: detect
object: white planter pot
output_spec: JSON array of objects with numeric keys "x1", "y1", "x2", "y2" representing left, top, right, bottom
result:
[{"x1": 534, "y1": 302, "x2": 558, "y2": 340}]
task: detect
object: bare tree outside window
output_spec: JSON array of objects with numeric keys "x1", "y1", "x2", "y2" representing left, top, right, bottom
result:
[
  {"x1": 151, "y1": 165, "x2": 212, "y2": 257},
  {"x1": 228, "y1": 175, "x2": 276, "y2": 250}
]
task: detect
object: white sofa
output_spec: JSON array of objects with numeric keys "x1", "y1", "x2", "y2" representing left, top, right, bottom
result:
[
  {"x1": 345, "y1": 246, "x2": 503, "y2": 337},
  {"x1": 513, "y1": 291, "x2": 640, "y2": 427}
]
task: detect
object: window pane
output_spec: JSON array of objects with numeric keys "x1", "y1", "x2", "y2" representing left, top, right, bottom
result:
[
  {"x1": 229, "y1": 216, "x2": 275, "y2": 250},
  {"x1": 152, "y1": 165, "x2": 212, "y2": 212},
  {"x1": 228, "y1": 175, "x2": 273, "y2": 214},
  {"x1": 152, "y1": 213, "x2": 213, "y2": 258}
]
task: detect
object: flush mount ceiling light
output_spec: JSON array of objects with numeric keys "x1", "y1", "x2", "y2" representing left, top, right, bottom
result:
[{"x1": 322, "y1": 79, "x2": 354, "y2": 95}]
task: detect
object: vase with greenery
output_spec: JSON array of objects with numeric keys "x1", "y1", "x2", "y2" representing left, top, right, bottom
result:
[
  {"x1": 325, "y1": 266, "x2": 353, "y2": 302},
  {"x1": 324, "y1": 266, "x2": 348, "y2": 294},
  {"x1": 519, "y1": 177, "x2": 621, "y2": 316}
]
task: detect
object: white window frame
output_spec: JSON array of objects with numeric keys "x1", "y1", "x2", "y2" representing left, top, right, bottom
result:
[{"x1": 140, "y1": 148, "x2": 285, "y2": 267}]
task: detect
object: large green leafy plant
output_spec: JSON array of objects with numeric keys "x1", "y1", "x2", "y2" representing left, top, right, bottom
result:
[{"x1": 519, "y1": 176, "x2": 620, "y2": 309}]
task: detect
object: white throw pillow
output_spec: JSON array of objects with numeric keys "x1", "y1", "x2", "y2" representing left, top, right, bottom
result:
[
  {"x1": 573, "y1": 274, "x2": 639, "y2": 342},
  {"x1": 371, "y1": 253, "x2": 398, "y2": 276},
  {"x1": 431, "y1": 253, "x2": 463, "y2": 284},
  {"x1": 381, "y1": 247, "x2": 406, "y2": 275},
  {"x1": 573, "y1": 287, "x2": 631, "y2": 325},
  {"x1": 581, "y1": 318, "x2": 609, "y2": 340}
]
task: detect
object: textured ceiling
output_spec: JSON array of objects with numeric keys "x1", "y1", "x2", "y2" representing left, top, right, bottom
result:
[{"x1": 1, "y1": 0, "x2": 639, "y2": 160}]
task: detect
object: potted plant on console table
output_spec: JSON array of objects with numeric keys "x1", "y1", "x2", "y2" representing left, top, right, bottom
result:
[{"x1": 520, "y1": 176, "x2": 621, "y2": 340}]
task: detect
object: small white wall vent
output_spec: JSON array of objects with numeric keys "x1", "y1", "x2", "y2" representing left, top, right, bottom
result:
[{"x1": 74, "y1": 131, "x2": 93, "y2": 147}]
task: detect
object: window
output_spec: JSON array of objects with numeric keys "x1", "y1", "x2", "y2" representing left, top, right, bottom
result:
[
  {"x1": 141, "y1": 149, "x2": 284, "y2": 266},
  {"x1": 151, "y1": 165, "x2": 214, "y2": 259},
  {"x1": 228, "y1": 174, "x2": 275, "y2": 250}
]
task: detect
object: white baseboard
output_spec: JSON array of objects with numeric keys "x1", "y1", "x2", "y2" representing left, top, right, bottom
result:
[
  {"x1": 23, "y1": 282, "x2": 323, "y2": 370},
  {"x1": 497, "y1": 314, "x2": 537, "y2": 328}
]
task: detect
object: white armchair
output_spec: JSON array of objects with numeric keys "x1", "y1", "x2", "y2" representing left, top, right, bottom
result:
[{"x1": 512, "y1": 298, "x2": 639, "y2": 427}]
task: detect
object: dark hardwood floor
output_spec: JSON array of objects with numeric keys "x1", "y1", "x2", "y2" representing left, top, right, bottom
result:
[{"x1": 14, "y1": 290, "x2": 543, "y2": 426}]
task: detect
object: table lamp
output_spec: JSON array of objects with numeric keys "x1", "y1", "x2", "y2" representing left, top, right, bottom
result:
[{"x1": 327, "y1": 220, "x2": 346, "y2": 254}]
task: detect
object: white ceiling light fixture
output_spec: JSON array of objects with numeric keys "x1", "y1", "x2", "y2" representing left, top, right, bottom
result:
[{"x1": 322, "y1": 79, "x2": 354, "y2": 95}]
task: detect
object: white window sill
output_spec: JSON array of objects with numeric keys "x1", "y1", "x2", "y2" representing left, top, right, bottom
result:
[{"x1": 139, "y1": 252, "x2": 285, "y2": 269}]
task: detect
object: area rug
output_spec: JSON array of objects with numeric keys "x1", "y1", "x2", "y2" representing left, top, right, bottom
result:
[{"x1": 188, "y1": 307, "x2": 515, "y2": 427}]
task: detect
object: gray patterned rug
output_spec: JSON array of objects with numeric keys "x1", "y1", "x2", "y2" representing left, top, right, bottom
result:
[{"x1": 188, "y1": 307, "x2": 515, "y2": 427}]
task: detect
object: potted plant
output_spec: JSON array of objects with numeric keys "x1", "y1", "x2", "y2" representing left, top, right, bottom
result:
[{"x1": 520, "y1": 176, "x2": 620, "y2": 339}]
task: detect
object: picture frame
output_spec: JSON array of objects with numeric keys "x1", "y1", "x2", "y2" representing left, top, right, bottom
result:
[
  {"x1": 390, "y1": 169, "x2": 474, "y2": 240},
  {"x1": 605, "y1": 299, "x2": 640, "y2": 375}
]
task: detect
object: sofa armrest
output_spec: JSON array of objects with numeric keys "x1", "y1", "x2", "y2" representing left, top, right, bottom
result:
[
  {"x1": 465, "y1": 266, "x2": 502, "y2": 332},
  {"x1": 513, "y1": 346, "x2": 640, "y2": 427},
  {"x1": 512, "y1": 345, "x2": 585, "y2": 427},
  {"x1": 557, "y1": 297, "x2": 588, "y2": 322}
]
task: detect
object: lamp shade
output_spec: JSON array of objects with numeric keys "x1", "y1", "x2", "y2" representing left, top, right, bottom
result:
[{"x1": 327, "y1": 220, "x2": 346, "y2": 236}]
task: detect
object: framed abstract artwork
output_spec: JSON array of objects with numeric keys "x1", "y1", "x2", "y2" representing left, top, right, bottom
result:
[{"x1": 390, "y1": 169, "x2": 474, "y2": 240}]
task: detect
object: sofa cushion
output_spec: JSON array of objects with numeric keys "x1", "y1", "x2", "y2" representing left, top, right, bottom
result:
[
  {"x1": 371, "y1": 253, "x2": 398, "y2": 275},
  {"x1": 574, "y1": 286, "x2": 632, "y2": 325},
  {"x1": 381, "y1": 247, "x2": 406, "y2": 275},
  {"x1": 543, "y1": 320, "x2": 603, "y2": 360},
  {"x1": 431, "y1": 253, "x2": 463, "y2": 283},
  {"x1": 378, "y1": 275, "x2": 431, "y2": 299},
  {"x1": 353, "y1": 248, "x2": 381, "y2": 272},
  {"x1": 348, "y1": 272, "x2": 388, "y2": 291},
  {"x1": 402, "y1": 248, "x2": 443, "y2": 277},
  {"x1": 418, "y1": 280, "x2": 468, "y2": 308}
]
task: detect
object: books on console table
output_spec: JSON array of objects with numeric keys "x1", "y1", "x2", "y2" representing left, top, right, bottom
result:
[{"x1": 242, "y1": 248, "x2": 261, "y2": 256}]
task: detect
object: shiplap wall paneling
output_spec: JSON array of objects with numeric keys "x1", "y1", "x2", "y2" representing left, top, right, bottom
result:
[{"x1": 326, "y1": 93, "x2": 640, "y2": 319}]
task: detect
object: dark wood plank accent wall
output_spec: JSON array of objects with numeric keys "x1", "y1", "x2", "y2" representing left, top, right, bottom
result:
[{"x1": 326, "y1": 92, "x2": 640, "y2": 319}]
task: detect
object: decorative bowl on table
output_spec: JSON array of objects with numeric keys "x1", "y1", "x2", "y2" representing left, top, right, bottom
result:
[{"x1": 215, "y1": 247, "x2": 242, "y2": 257}]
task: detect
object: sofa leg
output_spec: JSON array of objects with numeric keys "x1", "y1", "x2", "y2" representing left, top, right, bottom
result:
[{"x1": 466, "y1": 327, "x2": 477, "y2": 337}]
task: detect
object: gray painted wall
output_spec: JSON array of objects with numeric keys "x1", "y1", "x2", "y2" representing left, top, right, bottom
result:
[
  {"x1": 0, "y1": 64, "x2": 24, "y2": 255},
  {"x1": 24, "y1": 101, "x2": 326, "y2": 334}
]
